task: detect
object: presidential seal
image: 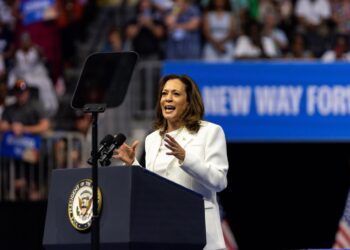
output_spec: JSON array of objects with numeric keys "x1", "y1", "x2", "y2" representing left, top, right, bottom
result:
[{"x1": 68, "y1": 179, "x2": 102, "y2": 232}]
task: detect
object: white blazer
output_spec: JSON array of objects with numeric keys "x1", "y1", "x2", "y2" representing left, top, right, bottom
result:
[{"x1": 143, "y1": 121, "x2": 229, "y2": 250}]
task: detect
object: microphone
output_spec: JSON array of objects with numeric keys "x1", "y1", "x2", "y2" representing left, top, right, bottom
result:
[
  {"x1": 99, "y1": 133, "x2": 126, "y2": 166},
  {"x1": 87, "y1": 134, "x2": 114, "y2": 165}
]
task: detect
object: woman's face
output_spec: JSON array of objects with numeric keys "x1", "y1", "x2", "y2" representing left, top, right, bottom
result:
[
  {"x1": 109, "y1": 31, "x2": 122, "y2": 51},
  {"x1": 214, "y1": 0, "x2": 226, "y2": 9},
  {"x1": 174, "y1": 0, "x2": 188, "y2": 11},
  {"x1": 160, "y1": 78, "x2": 188, "y2": 125},
  {"x1": 140, "y1": 0, "x2": 151, "y2": 10}
]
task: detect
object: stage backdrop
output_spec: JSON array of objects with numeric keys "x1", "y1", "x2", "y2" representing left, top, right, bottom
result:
[{"x1": 163, "y1": 61, "x2": 350, "y2": 142}]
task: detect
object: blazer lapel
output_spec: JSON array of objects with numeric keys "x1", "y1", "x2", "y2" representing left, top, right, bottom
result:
[
  {"x1": 177, "y1": 128, "x2": 195, "y2": 150},
  {"x1": 148, "y1": 128, "x2": 196, "y2": 171},
  {"x1": 148, "y1": 132, "x2": 161, "y2": 169}
]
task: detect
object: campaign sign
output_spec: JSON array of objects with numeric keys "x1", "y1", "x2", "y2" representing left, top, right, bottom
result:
[
  {"x1": 163, "y1": 61, "x2": 350, "y2": 142},
  {"x1": 0, "y1": 132, "x2": 41, "y2": 163},
  {"x1": 20, "y1": 0, "x2": 56, "y2": 25}
]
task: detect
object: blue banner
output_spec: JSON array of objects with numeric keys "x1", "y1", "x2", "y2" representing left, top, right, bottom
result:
[
  {"x1": 20, "y1": 0, "x2": 56, "y2": 25},
  {"x1": 163, "y1": 61, "x2": 350, "y2": 141},
  {"x1": 0, "y1": 132, "x2": 41, "y2": 163}
]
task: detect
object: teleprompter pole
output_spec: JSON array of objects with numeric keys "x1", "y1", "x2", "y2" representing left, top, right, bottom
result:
[{"x1": 84, "y1": 104, "x2": 106, "y2": 250}]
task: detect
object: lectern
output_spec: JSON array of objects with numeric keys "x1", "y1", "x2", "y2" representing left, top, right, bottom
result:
[{"x1": 43, "y1": 166, "x2": 206, "y2": 250}]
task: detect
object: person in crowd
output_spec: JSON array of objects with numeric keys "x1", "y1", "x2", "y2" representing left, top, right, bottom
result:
[
  {"x1": 0, "y1": 79, "x2": 49, "y2": 136},
  {"x1": 330, "y1": 0, "x2": 350, "y2": 47},
  {"x1": 0, "y1": 79, "x2": 50, "y2": 200},
  {"x1": 56, "y1": 0, "x2": 85, "y2": 68},
  {"x1": 294, "y1": 0, "x2": 332, "y2": 57},
  {"x1": 7, "y1": 32, "x2": 58, "y2": 117},
  {"x1": 13, "y1": 0, "x2": 63, "y2": 82},
  {"x1": 102, "y1": 26, "x2": 124, "y2": 52},
  {"x1": 275, "y1": 0, "x2": 295, "y2": 44},
  {"x1": 225, "y1": 0, "x2": 250, "y2": 34},
  {"x1": 321, "y1": 35, "x2": 350, "y2": 62},
  {"x1": 284, "y1": 32, "x2": 314, "y2": 59},
  {"x1": 52, "y1": 104, "x2": 92, "y2": 168},
  {"x1": 0, "y1": 0, "x2": 16, "y2": 30},
  {"x1": 202, "y1": 0, "x2": 249, "y2": 34},
  {"x1": 0, "y1": 20, "x2": 15, "y2": 70},
  {"x1": 202, "y1": 0, "x2": 236, "y2": 61},
  {"x1": 258, "y1": 0, "x2": 276, "y2": 22},
  {"x1": 165, "y1": 0, "x2": 201, "y2": 59},
  {"x1": 234, "y1": 19, "x2": 279, "y2": 59},
  {"x1": 152, "y1": 0, "x2": 174, "y2": 15},
  {"x1": 113, "y1": 74, "x2": 229, "y2": 250},
  {"x1": 261, "y1": 10, "x2": 289, "y2": 57},
  {"x1": 0, "y1": 79, "x2": 8, "y2": 118},
  {"x1": 125, "y1": 0, "x2": 165, "y2": 59}
]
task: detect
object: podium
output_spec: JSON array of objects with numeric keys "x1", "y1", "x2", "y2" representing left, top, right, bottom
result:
[{"x1": 43, "y1": 166, "x2": 206, "y2": 250}]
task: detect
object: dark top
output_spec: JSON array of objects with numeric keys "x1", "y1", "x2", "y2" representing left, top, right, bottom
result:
[
  {"x1": 127, "y1": 12, "x2": 165, "y2": 58},
  {"x1": 2, "y1": 98, "x2": 46, "y2": 125}
]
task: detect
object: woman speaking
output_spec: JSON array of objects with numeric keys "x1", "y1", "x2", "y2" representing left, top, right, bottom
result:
[{"x1": 113, "y1": 74, "x2": 229, "y2": 250}]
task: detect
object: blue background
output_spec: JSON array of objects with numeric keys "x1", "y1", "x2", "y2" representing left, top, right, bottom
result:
[{"x1": 163, "y1": 61, "x2": 350, "y2": 141}]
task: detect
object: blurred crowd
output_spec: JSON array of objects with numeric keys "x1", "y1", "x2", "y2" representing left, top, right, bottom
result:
[
  {"x1": 0, "y1": 0, "x2": 349, "y2": 200},
  {"x1": 0, "y1": 0, "x2": 97, "y2": 130},
  {"x1": 0, "y1": 0, "x2": 95, "y2": 200},
  {"x1": 0, "y1": 0, "x2": 347, "y2": 130},
  {"x1": 107, "y1": 0, "x2": 350, "y2": 62}
]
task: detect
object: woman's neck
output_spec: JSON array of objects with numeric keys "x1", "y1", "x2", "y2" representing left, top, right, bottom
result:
[{"x1": 166, "y1": 121, "x2": 182, "y2": 132}]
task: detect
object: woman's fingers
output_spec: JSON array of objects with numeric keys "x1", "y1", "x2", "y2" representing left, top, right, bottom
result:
[
  {"x1": 131, "y1": 140, "x2": 140, "y2": 151},
  {"x1": 111, "y1": 140, "x2": 139, "y2": 165},
  {"x1": 164, "y1": 143, "x2": 176, "y2": 151},
  {"x1": 164, "y1": 136, "x2": 179, "y2": 148},
  {"x1": 164, "y1": 138, "x2": 178, "y2": 151},
  {"x1": 112, "y1": 148, "x2": 122, "y2": 159},
  {"x1": 165, "y1": 134, "x2": 178, "y2": 143},
  {"x1": 164, "y1": 135, "x2": 185, "y2": 161}
]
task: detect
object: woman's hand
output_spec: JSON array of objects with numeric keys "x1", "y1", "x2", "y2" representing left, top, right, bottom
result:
[
  {"x1": 164, "y1": 134, "x2": 185, "y2": 162},
  {"x1": 113, "y1": 140, "x2": 139, "y2": 166}
]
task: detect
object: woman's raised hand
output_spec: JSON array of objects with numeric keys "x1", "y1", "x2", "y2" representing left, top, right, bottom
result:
[
  {"x1": 164, "y1": 134, "x2": 185, "y2": 162},
  {"x1": 113, "y1": 140, "x2": 139, "y2": 166}
]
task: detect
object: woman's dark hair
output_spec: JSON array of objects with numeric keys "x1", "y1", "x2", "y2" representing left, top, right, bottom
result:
[
  {"x1": 206, "y1": 0, "x2": 232, "y2": 12},
  {"x1": 136, "y1": 0, "x2": 157, "y2": 15},
  {"x1": 154, "y1": 74, "x2": 204, "y2": 135}
]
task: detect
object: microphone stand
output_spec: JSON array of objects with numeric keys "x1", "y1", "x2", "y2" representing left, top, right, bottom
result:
[{"x1": 84, "y1": 103, "x2": 106, "y2": 250}]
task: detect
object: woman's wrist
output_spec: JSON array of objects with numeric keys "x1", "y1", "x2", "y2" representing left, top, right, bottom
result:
[{"x1": 126, "y1": 158, "x2": 135, "y2": 166}]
